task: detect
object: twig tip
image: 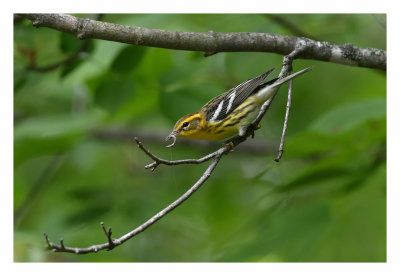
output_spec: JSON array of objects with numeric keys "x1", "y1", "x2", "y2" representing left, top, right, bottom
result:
[
  {"x1": 43, "y1": 232, "x2": 51, "y2": 247},
  {"x1": 60, "y1": 238, "x2": 65, "y2": 249},
  {"x1": 134, "y1": 137, "x2": 143, "y2": 147}
]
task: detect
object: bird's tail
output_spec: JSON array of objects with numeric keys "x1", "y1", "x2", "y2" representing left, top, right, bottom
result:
[
  {"x1": 255, "y1": 67, "x2": 312, "y2": 100},
  {"x1": 269, "y1": 67, "x2": 312, "y2": 88}
]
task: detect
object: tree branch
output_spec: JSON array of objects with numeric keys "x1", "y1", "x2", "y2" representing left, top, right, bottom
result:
[{"x1": 19, "y1": 13, "x2": 386, "y2": 70}]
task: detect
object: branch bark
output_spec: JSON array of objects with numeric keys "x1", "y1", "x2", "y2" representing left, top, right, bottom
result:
[{"x1": 19, "y1": 13, "x2": 386, "y2": 70}]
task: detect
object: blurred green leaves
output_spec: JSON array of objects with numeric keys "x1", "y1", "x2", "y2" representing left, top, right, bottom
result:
[
  {"x1": 14, "y1": 111, "x2": 104, "y2": 166},
  {"x1": 93, "y1": 77, "x2": 136, "y2": 113},
  {"x1": 310, "y1": 98, "x2": 386, "y2": 134},
  {"x1": 160, "y1": 82, "x2": 224, "y2": 122},
  {"x1": 111, "y1": 45, "x2": 147, "y2": 75},
  {"x1": 13, "y1": 14, "x2": 386, "y2": 262},
  {"x1": 59, "y1": 33, "x2": 96, "y2": 78},
  {"x1": 60, "y1": 32, "x2": 84, "y2": 53}
]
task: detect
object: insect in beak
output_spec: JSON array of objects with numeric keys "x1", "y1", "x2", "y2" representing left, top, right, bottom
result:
[{"x1": 165, "y1": 131, "x2": 177, "y2": 148}]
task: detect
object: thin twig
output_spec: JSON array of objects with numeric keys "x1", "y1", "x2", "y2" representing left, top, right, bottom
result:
[
  {"x1": 19, "y1": 13, "x2": 386, "y2": 70},
  {"x1": 43, "y1": 144, "x2": 228, "y2": 254},
  {"x1": 100, "y1": 222, "x2": 115, "y2": 250},
  {"x1": 372, "y1": 14, "x2": 386, "y2": 30},
  {"x1": 275, "y1": 69, "x2": 293, "y2": 162},
  {"x1": 134, "y1": 137, "x2": 223, "y2": 171}
]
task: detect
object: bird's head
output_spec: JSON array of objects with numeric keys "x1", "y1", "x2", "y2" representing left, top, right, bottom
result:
[{"x1": 165, "y1": 112, "x2": 205, "y2": 147}]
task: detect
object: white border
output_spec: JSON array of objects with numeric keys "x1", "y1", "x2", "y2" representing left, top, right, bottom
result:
[{"x1": 4, "y1": 1, "x2": 397, "y2": 276}]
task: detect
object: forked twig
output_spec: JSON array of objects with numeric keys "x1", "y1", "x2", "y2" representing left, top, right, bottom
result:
[
  {"x1": 43, "y1": 147, "x2": 226, "y2": 254},
  {"x1": 100, "y1": 222, "x2": 115, "y2": 250},
  {"x1": 135, "y1": 137, "x2": 222, "y2": 171}
]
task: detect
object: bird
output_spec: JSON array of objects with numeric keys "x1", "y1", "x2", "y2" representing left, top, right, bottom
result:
[{"x1": 165, "y1": 67, "x2": 312, "y2": 147}]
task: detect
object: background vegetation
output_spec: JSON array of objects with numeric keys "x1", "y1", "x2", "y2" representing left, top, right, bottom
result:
[{"x1": 14, "y1": 14, "x2": 386, "y2": 262}]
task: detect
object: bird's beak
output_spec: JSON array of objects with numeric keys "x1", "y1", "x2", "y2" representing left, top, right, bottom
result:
[{"x1": 165, "y1": 131, "x2": 178, "y2": 148}]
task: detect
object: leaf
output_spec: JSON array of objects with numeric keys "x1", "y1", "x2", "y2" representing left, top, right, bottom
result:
[
  {"x1": 66, "y1": 204, "x2": 111, "y2": 225},
  {"x1": 14, "y1": 74, "x2": 28, "y2": 92},
  {"x1": 60, "y1": 40, "x2": 95, "y2": 78},
  {"x1": 160, "y1": 83, "x2": 223, "y2": 122},
  {"x1": 220, "y1": 201, "x2": 331, "y2": 261},
  {"x1": 114, "y1": 81, "x2": 159, "y2": 119},
  {"x1": 93, "y1": 77, "x2": 136, "y2": 113},
  {"x1": 160, "y1": 87, "x2": 200, "y2": 122},
  {"x1": 60, "y1": 58, "x2": 84, "y2": 78},
  {"x1": 310, "y1": 98, "x2": 386, "y2": 134},
  {"x1": 14, "y1": 111, "x2": 104, "y2": 166},
  {"x1": 14, "y1": 112, "x2": 103, "y2": 141},
  {"x1": 284, "y1": 131, "x2": 338, "y2": 157},
  {"x1": 311, "y1": 163, "x2": 386, "y2": 261},
  {"x1": 59, "y1": 32, "x2": 82, "y2": 53},
  {"x1": 111, "y1": 45, "x2": 147, "y2": 75}
]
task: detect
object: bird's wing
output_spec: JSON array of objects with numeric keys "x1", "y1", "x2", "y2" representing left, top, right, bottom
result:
[{"x1": 204, "y1": 68, "x2": 275, "y2": 122}]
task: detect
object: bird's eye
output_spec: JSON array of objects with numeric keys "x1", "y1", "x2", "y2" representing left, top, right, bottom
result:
[{"x1": 182, "y1": 122, "x2": 189, "y2": 128}]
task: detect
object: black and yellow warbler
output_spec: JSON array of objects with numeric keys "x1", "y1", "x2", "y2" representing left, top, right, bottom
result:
[{"x1": 165, "y1": 67, "x2": 312, "y2": 147}]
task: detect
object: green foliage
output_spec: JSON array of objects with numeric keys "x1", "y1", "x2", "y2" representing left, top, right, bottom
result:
[
  {"x1": 310, "y1": 98, "x2": 386, "y2": 134},
  {"x1": 111, "y1": 45, "x2": 147, "y2": 75},
  {"x1": 14, "y1": 111, "x2": 104, "y2": 166},
  {"x1": 60, "y1": 32, "x2": 83, "y2": 53},
  {"x1": 93, "y1": 76, "x2": 137, "y2": 114},
  {"x1": 13, "y1": 14, "x2": 386, "y2": 262}
]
